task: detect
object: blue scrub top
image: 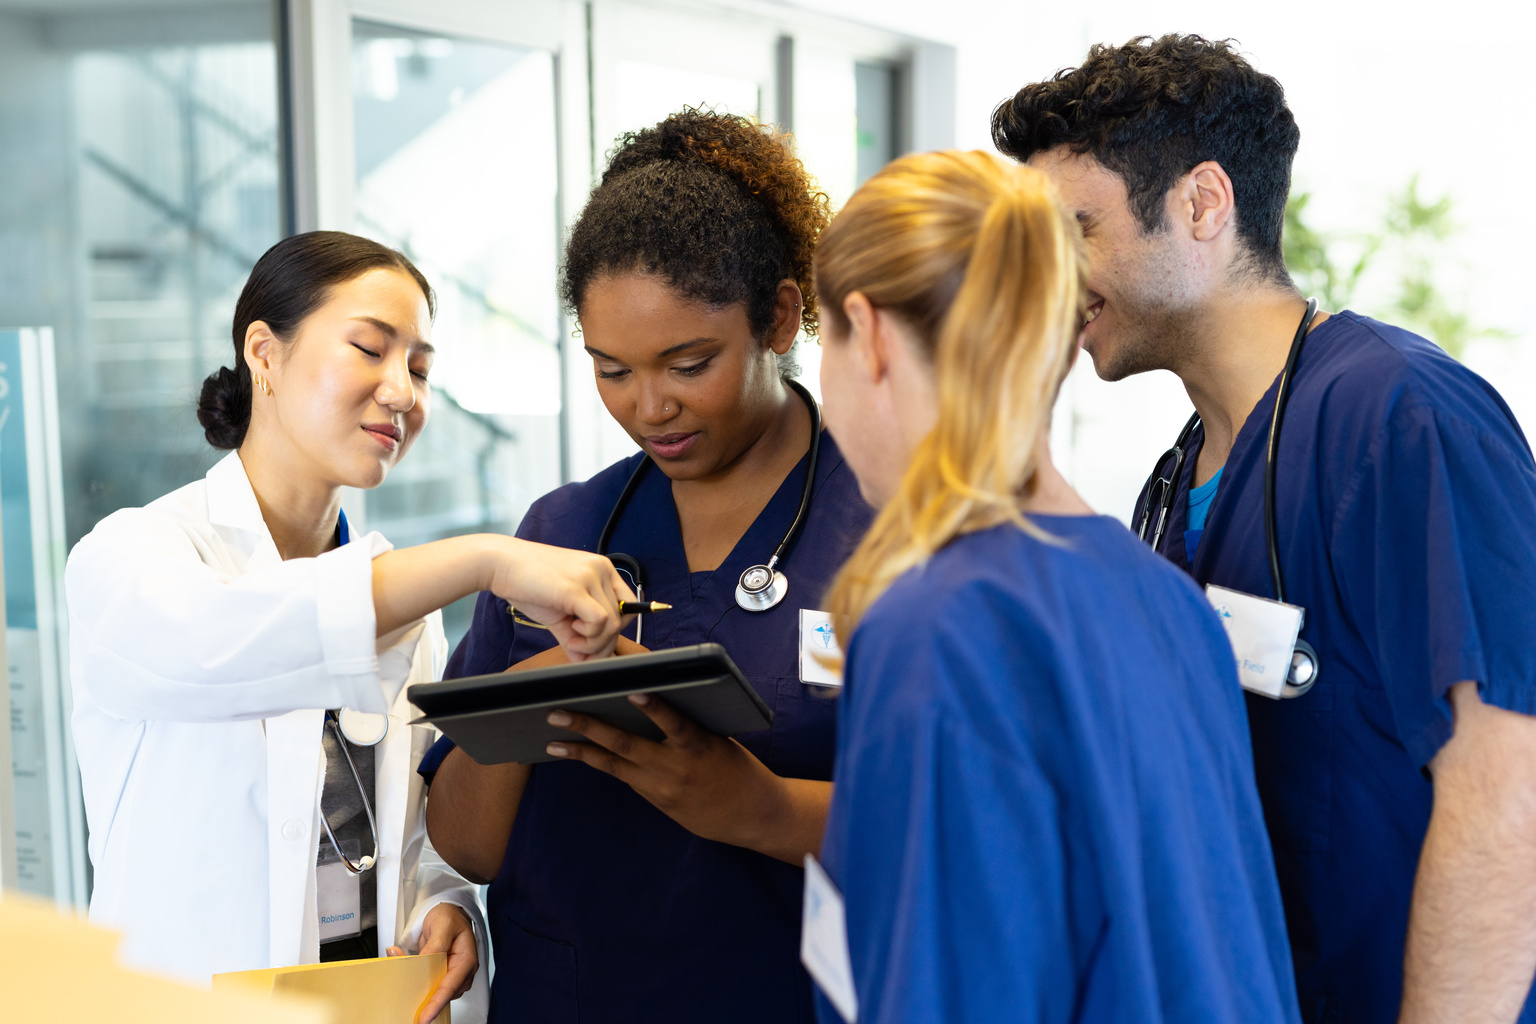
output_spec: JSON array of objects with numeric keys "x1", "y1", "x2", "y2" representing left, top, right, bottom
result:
[
  {"x1": 817, "y1": 518, "x2": 1299, "y2": 1024},
  {"x1": 420, "y1": 429, "x2": 873, "y2": 1024},
  {"x1": 1136, "y1": 312, "x2": 1536, "y2": 1022}
]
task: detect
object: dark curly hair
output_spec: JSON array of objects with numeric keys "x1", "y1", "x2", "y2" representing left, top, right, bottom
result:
[
  {"x1": 561, "y1": 108, "x2": 830, "y2": 342},
  {"x1": 198, "y1": 231, "x2": 434, "y2": 449},
  {"x1": 991, "y1": 35, "x2": 1299, "y2": 282}
]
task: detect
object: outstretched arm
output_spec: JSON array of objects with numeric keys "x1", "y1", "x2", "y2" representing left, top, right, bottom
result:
[
  {"x1": 68, "y1": 516, "x2": 630, "y2": 722},
  {"x1": 373, "y1": 534, "x2": 630, "y2": 658}
]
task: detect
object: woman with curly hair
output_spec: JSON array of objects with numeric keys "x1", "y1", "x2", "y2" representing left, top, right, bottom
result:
[{"x1": 420, "y1": 109, "x2": 874, "y2": 1023}]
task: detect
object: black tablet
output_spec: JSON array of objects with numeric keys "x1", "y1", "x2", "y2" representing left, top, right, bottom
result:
[{"x1": 408, "y1": 643, "x2": 774, "y2": 765}]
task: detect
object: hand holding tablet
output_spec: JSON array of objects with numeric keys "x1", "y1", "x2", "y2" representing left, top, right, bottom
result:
[{"x1": 408, "y1": 643, "x2": 772, "y2": 766}]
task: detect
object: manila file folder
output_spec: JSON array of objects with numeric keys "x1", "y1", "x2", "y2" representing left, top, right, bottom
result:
[
  {"x1": 214, "y1": 953, "x2": 449, "y2": 1024},
  {"x1": 0, "y1": 891, "x2": 329, "y2": 1024}
]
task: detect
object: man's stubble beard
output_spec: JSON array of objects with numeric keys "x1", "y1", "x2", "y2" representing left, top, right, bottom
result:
[{"x1": 1089, "y1": 299, "x2": 1201, "y2": 383}]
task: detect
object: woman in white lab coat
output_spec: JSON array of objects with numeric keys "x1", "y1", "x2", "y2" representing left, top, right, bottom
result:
[{"x1": 65, "y1": 231, "x2": 630, "y2": 1024}]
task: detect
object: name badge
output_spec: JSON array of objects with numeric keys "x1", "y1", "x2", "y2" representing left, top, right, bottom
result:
[
  {"x1": 1205, "y1": 584, "x2": 1304, "y2": 700},
  {"x1": 799, "y1": 609, "x2": 844, "y2": 687},
  {"x1": 317, "y1": 842, "x2": 362, "y2": 942},
  {"x1": 802, "y1": 854, "x2": 858, "y2": 1023}
]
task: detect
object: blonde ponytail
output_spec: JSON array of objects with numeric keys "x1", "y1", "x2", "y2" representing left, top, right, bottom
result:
[{"x1": 816, "y1": 151, "x2": 1086, "y2": 641}]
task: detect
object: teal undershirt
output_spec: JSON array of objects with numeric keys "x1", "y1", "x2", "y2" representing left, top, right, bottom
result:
[{"x1": 1183, "y1": 466, "x2": 1224, "y2": 565}]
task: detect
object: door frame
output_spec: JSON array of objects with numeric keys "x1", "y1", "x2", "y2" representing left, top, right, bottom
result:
[{"x1": 278, "y1": 0, "x2": 953, "y2": 484}]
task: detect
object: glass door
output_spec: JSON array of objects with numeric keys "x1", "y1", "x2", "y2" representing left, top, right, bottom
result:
[
  {"x1": 0, "y1": 0, "x2": 287, "y2": 908},
  {"x1": 299, "y1": 0, "x2": 584, "y2": 645},
  {"x1": 348, "y1": 22, "x2": 563, "y2": 642},
  {"x1": 291, "y1": 1, "x2": 948, "y2": 631}
]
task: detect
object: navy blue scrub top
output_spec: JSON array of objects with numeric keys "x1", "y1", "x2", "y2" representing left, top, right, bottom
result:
[
  {"x1": 420, "y1": 429, "x2": 872, "y2": 1024},
  {"x1": 1135, "y1": 312, "x2": 1536, "y2": 1023},
  {"x1": 817, "y1": 519, "x2": 1299, "y2": 1024}
]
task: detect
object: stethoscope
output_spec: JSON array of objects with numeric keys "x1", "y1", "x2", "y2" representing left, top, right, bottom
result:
[
  {"x1": 596, "y1": 377, "x2": 823, "y2": 631},
  {"x1": 321, "y1": 512, "x2": 383, "y2": 875},
  {"x1": 320, "y1": 708, "x2": 383, "y2": 875},
  {"x1": 1137, "y1": 297, "x2": 1321, "y2": 698}
]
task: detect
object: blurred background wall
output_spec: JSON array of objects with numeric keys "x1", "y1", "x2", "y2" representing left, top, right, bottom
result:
[
  {"x1": 816, "y1": 0, "x2": 1536, "y2": 522},
  {"x1": 1, "y1": 0, "x2": 1528, "y2": 907}
]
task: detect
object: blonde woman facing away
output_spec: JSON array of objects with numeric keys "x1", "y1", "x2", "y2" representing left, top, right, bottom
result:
[
  {"x1": 66, "y1": 232, "x2": 630, "y2": 1024},
  {"x1": 806, "y1": 153, "x2": 1301, "y2": 1023}
]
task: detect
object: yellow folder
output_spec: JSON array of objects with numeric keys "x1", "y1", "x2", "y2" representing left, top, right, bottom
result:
[
  {"x1": 0, "y1": 891, "x2": 330, "y2": 1024},
  {"x1": 214, "y1": 953, "x2": 450, "y2": 1024}
]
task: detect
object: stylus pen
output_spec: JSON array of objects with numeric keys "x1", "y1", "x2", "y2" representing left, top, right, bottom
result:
[{"x1": 511, "y1": 601, "x2": 673, "y2": 629}]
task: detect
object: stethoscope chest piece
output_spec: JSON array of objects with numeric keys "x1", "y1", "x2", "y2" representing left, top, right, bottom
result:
[
  {"x1": 736, "y1": 564, "x2": 788, "y2": 612},
  {"x1": 336, "y1": 707, "x2": 389, "y2": 747},
  {"x1": 1283, "y1": 639, "x2": 1319, "y2": 699},
  {"x1": 603, "y1": 378, "x2": 823, "y2": 618}
]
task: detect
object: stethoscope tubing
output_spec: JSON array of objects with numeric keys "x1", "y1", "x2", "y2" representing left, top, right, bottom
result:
[
  {"x1": 1138, "y1": 298, "x2": 1318, "y2": 605},
  {"x1": 596, "y1": 379, "x2": 822, "y2": 616},
  {"x1": 320, "y1": 710, "x2": 380, "y2": 876},
  {"x1": 766, "y1": 379, "x2": 822, "y2": 573},
  {"x1": 1264, "y1": 297, "x2": 1319, "y2": 605},
  {"x1": 1138, "y1": 411, "x2": 1201, "y2": 553}
]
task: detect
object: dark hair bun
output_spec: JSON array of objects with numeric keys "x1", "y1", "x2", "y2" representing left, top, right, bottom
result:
[
  {"x1": 197, "y1": 365, "x2": 251, "y2": 450},
  {"x1": 563, "y1": 108, "x2": 829, "y2": 340}
]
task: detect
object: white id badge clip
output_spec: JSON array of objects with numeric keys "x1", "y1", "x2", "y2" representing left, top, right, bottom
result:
[
  {"x1": 317, "y1": 839, "x2": 363, "y2": 942},
  {"x1": 802, "y1": 854, "x2": 858, "y2": 1023},
  {"x1": 799, "y1": 609, "x2": 844, "y2": 688},
  {"x1": 1205, "y1": 584, "x2": 1305, "y2": 700}
]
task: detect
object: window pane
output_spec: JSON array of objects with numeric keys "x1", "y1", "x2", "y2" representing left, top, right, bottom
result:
[
  {"x1": 0, "y1": 0, "x2": 282, "y2": 904},
  {"x1": 351, "y1": 21, "x2": 563, "y2": 646}
]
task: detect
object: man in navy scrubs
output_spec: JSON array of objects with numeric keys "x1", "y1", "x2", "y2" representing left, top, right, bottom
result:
[{"x1": 995, "y1": 34, "x2": 1536, "y2": 1024}]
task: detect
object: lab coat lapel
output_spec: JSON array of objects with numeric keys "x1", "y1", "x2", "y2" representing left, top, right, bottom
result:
[
  {"x1": 208, "y1": 450, "x2": 426, "y2": 961},
  {"x1": 375, "y1": 614, "x2": 437, "y2": 950},
  {"x1": 228, "y1": 459, "x2": 321, "y2": 968},
  {"x1": 375, "y1": 685, "x2": 412, "y2": 950}
]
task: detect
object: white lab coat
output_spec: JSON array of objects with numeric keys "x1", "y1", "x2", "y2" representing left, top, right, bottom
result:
[{"x1": 66, "y1": 452, "x2": 487, "y2": 1022}]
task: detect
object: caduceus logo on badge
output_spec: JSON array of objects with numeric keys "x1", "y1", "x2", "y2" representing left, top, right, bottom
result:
[{"x1": 813, "y1": 621, "x2": 837, "y2": 650}]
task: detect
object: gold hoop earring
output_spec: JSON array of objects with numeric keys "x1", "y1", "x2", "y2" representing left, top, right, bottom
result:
[{"x1": 253, "y1": 374, "x2": 271, "y2": 396}]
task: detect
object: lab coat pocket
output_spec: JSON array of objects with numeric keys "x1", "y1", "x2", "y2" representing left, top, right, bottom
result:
[{"x1": 497, "y1": 918, "x2": 577, "y2": 1021}]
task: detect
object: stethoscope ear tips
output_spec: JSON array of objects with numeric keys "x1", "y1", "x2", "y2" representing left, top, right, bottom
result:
[{"x1": 736, "y1": 564, "x2": 788, "y2": 612}]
